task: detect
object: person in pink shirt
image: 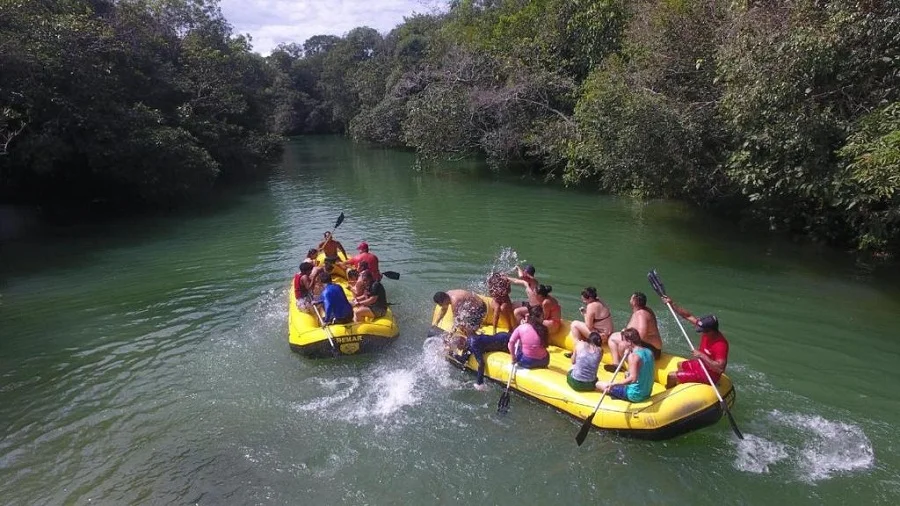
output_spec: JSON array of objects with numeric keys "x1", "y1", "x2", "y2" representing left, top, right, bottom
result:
[
  {"x1": 507, "y1": 305, "x2": 550, "y2": 369},
  {"x1": 342, "y1": 241, "x2": 381, "y2": 281}
]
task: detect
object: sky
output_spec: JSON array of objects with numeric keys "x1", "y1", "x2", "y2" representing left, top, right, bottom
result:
[{"x1": 219, "y1": 0, "x2": 445, "y2": 55}]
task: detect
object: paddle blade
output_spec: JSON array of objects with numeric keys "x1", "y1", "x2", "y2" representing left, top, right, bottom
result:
[
  {"x1": 497, "y1": 391, "x2": 510, "y2": 414},
  {"x1": 382, "y1": 271, "x2": 400, "y2": 280},
  {"x1": 647, "y1": 270, "x2": 666, "y2": 297},
  {"x1": 334, "y1": 212, "x2": 345, "y2": 229},
  {"x1": 722, "y1": 401, "x2": 745, "y2": 440},
  {"x1": 575, "y1": 413, "x2": 596, "y2": 446}
]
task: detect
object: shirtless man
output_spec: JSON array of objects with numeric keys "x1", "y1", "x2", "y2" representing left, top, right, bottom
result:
[
  {"x1": 570, "y1": 287, "x2": 614, "y2": 343},
  {"x1": 608, "y1": 292, "x2": 662, "y2": 365},
  {"x1": 316, "y1": 231, "x2": 347, "y2": 262},
  {"x1": 507, "y1": 265, "x2": 541, "y2": 321},
  {"x1": 432, "y1": 290, "x2": 488, "y2": 331}
]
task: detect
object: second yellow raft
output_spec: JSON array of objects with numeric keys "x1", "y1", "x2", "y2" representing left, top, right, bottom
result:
[{"x1": 429, "y1": 294, "x2": 736, "y2": 440}]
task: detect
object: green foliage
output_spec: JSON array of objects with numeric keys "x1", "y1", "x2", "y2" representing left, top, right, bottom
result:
[
  {"x1": 835, "y1": 102, "x2": 900, "y2": 251},
  {"x1": 564, "y1": 57, "x2": 702, "y2": 197},
  {"x1": 0, "y1": 0, "x2": 283, "y2": 209}
]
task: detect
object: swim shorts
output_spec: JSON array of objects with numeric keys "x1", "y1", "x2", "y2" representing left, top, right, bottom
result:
[{"x1": 676, "y1": 359, "x2": 720, "y2": 384}]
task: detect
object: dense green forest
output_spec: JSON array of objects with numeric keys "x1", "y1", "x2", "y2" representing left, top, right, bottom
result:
[{"x1": 2, "y1": 0, "x2": 899, "y2": 253}]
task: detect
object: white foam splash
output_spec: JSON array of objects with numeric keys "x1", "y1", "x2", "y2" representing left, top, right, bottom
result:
[
  {"x1": 491, "y1": 247, "x2": 521, "y2": 276},
  {"x1": 734, "y1": 434, "x2": 789, "y2": 474},
  {"x1": 732, "y1": 410, "x2": 875, "y2": 482},
  {"x1": 779, "y1": 411, "x2": 875, "y2": 482},
  {"x1": 293, "y1": 377, "x2": 359, "y2": 412}
]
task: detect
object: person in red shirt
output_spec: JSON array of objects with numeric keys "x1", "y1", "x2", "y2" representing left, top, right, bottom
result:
[
  {"x1": 342, "y1": 241, "x2": 381, "y2": 281},
  {"x1": 662, "y1": 296, "x2": 729, "y2": 388}
]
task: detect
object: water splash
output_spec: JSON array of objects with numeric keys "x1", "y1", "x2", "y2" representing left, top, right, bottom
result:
[
  {"x1": 780, "y1": 410, "x2": 875, "y2": 482},
  {"x1": 293, "y1": 377, "x2": 360, "y2": 412},
  {"x1": 732, "y1": 410, "x2": 874, "y2": 482},
  {"x1": 491, "y1": 247, "x2": 522, "y2": 276},
  {"x1": 733, "y1": 433, "x2": 789, "y2": 474}
]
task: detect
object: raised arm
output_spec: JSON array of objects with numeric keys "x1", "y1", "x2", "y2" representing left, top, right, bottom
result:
[{"x1": 662, "y1": 296, "x2": 699, "y2": 326}]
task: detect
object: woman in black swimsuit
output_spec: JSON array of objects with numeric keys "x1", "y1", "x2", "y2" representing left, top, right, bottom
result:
[{"x1": 569, "y1": 287, "x2": 614, "y2": 344}]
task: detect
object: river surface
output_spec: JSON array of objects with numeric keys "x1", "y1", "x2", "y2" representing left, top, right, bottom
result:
[{"x1": 1, "y1": 137, "x2": 899, "y2": 505}]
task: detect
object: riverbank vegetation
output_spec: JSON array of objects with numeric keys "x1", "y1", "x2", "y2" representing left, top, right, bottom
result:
[
  {"x1": 269, "y1": 0, "x2": 899, "y2": 254},
  {"x1": 2, "y1": 1, "x2": 898, "y2": 254},
  {"x1": 0, "y1": 0, "x2": 283, "y2": 212}
]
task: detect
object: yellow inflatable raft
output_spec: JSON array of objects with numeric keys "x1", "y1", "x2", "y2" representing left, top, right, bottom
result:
[
  {"x1": 288, "y1": 252, "x2": 399, "y2": 358},
  {"x1": 429, "y1": 294, "x2": 736, "y2": 440}
]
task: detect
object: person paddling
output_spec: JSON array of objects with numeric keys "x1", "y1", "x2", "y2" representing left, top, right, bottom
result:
[
  {"x1": 313, "y1": 272, "x2": 353, "y2": 324},
  {"x1": 317, "y1": 231, "x2": 347, "y2": 262},
  {"x1": 662, "y1": 296, "x2": 729, "y2": 388},
  {"x1": 597, "y1": 328, "x2": 655, "y2": 403}
]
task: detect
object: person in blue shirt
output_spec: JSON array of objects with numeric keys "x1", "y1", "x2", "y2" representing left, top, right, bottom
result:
[
  {"x1": 596, "y1": 327, "x2": 655, "y2": 403},
  {"x1": 314, "y1": 272, "x2": 353, "y2": 324}
]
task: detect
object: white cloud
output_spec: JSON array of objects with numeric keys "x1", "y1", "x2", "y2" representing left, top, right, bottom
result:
[{"x1": 218, "y1": 0, "x2": 445, "y2": 55}]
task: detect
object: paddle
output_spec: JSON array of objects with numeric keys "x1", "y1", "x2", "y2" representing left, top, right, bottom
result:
[
  {"x1": 575, "y1": 350, "x2": 630, "y2": 446},
  {"x1": 312, "y1": 303, "x2": 339, "y2": 356},
  {"x1": 497, "y1": 363, "x2": 517, "y2": 414},
  {"x1": 382, "y1": 271, "x2": 400, "y2": 280},
  {"x1": 647, "y1": 269, "x2": 744, "y2": 440}
]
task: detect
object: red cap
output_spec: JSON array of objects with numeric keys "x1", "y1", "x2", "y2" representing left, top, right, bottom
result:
[{"x1": 357, "y1": 241, "x2": 369, "y2": 251}]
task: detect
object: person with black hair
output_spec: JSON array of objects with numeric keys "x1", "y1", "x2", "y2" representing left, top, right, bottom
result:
[
  {"x1": 451, "y1": 327, "x2": 510, "y2": 390},
  {"x1": 567, "y1": 331, "x2": 603, "y2": 392},
  {"x1": 313, "y1": 271, "x2": 353, "y2": 324},
  {"x1": 293, "y1": 262, "x2": 315, "y2": 310},
  {"x1": 662, "y1": 296, "x2": 729, "y2": 388},
  {"x1": 316, "y1": 231, "x2": 347, "y2": 262},
  {"x1": 509, "y1": 264, "x2": 541, "y2": 322},
  {"x1": 432, "y1": 290, "x2": 488, "y2": 330},
  {"x1": 535, "y1": 284, "x2": 562, "y2": 335},
  {"x1": 300, "y1": 248, "x2": 319, "y2": 268},
  {"x1": 608, "y1": 292, "x2": 662, "y2": 366},
  {"x1": 487, "y1": 272, "x2": 515, "y2": 332},
  {"x1": 352, "y1": 270, "x2": 388, "y2": 322},
  {"x1": 570, "y1": 287, "x2": 614, "y2": 343},
  {"x1": 597, "y1": 327, "x2": 655, "y2": 403},
  {"x1": 507, "y1": 305, "x2": 550, "y2": 369}
]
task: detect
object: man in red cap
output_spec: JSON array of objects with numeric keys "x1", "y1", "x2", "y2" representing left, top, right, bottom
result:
[
  {"x1": 662, "y1": 295, "x2": 729, "y2": 388},
  {"x1": 342, "y1": 241, "x2": 381, "y2": 281}
]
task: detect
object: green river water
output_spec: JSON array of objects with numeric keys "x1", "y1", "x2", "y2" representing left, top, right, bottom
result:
[{"x1": 1, "y1": 137, "x2": 899, "y2": 505}]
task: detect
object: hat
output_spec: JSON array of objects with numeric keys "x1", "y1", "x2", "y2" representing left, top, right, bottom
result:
[
  {"x1": 357, "y1": 241, "x2": 369, "y2": 251},
  {"x1": 695, "y1": 315, "x2": 719, "y2": 332}
]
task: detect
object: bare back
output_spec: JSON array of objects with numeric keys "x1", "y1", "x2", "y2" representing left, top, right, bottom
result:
[
  {"x1": 627, "y1": 307, "x2": 662, "y2": 350},
  {"x1": 585, "y1": 300, "x2": 613, "y2": 337}
]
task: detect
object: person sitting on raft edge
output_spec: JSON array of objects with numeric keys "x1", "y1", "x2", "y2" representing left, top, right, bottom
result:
[
  {"x1": 342, "y1": 241, "x2": 381, "y2": 281},
  {"x1": 508, "y1": 264, "x2": 540, "y2": 322},
  {"x1": 432, "y1": 290, "x2": 488, "y2": 331},
  {"x1": 597, "y1": 327, "x2": 655, "y2": 403},
  {"x1": 352, "y1": 271, "x2": 388, "y2": 322},
  {"x1": 570, "y1": 287, "x2": 614, "y2": 344},
  {"x1": 487, "y1": 272, "x2": 515, "y2": 333},
  {"x1": 567, "y1": 331, "x2": 603, "y2": 392},
  {"x1": 508, "y1": 305, "x2": 550, "y2": 369},
  {"x1": 317, "y1": 231, "x2": 347, "y2": 262},
  {"x1": 293, "y1": 262, "x2": 315, "y2": 310},
  {"x1": 313, "y1": 271, "x2": 353, "y2": 325},
  {"x1": 451, "y1": 325, "x2": 510, "y2": 391},
  {"x1": 608, "y1": 292, "x2": 663, "y2": 368},
  {"x1": 662, "y1": 296, "x2": 729, "y2": 388}
]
